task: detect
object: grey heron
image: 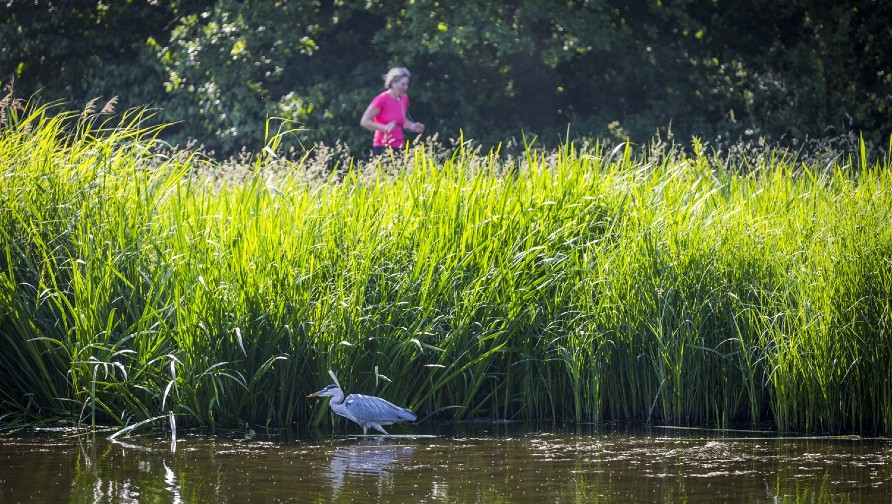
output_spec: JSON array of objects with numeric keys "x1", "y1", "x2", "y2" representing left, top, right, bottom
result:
[{"x1": 307, "y1": 384, "x2": 417, "y2": 434}]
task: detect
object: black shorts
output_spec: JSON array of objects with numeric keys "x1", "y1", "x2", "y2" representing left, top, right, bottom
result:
[{"x1": 372, "y1": 146, "x2": 406, "y2": 156}]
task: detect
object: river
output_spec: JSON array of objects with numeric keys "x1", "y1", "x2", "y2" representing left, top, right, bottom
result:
[{"x1": 1, "y1": 423, "x2": 888, "y2": 502}]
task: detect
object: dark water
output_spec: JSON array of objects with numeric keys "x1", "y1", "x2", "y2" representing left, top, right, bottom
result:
[{"x1": 0, "y1": 424, "x2": 889, "y2": 503}]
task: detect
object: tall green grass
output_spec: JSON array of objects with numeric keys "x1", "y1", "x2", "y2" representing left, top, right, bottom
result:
[{"x1": 2, "y1": 102, "x2": 891, "y2": 434}]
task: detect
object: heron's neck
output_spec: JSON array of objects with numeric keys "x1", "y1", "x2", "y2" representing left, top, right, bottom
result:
[{"x1": 329, "y1": 390, "x2": 346, "y2": 405}]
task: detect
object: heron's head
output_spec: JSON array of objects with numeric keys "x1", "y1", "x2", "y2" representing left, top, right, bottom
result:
[{"x1": 307, "y1": 384, "x2": 341, "y2": 398}]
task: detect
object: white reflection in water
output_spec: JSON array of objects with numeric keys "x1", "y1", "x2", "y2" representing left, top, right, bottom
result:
[
  {"x1": 324, "y1": 440, "x2": 416, "y2": 498},
  {"x1": 164, "y1": 461, "x2": 182, "y2": 504}
]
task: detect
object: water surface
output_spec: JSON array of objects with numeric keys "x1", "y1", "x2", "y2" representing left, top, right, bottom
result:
[{"x1": 0, "y1": 424, "x2": 888, "y2": 502}]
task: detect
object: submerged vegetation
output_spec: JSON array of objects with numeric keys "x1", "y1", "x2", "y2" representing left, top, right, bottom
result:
[{"x1": 2, "y1": 101, "x2": 891, "y2": 435}]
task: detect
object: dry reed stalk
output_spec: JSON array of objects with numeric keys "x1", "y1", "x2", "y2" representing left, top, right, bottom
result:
[
  {"x1": 0, "y1": 78, "x2": 25, "y2": 126},
  {"x1": 82, "y1": 97, "x2": 98, "y2": 118},
  {"x1": 100, "y1": 96, "x2": 118, "y2": 114}
]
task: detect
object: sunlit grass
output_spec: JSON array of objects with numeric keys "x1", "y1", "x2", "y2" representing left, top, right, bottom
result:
[{"x1": 2, "y1": 101, "x2": 891, "y2": 434}]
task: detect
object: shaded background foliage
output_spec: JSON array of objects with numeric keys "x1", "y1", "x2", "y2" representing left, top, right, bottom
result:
[{"x1": 2, "y1": 0, "x2": 891, "y2": 157}]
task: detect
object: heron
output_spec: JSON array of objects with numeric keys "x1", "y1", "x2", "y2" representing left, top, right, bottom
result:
[{"x1": 307, "y1": 384, "x2": 417, "y2": 435}]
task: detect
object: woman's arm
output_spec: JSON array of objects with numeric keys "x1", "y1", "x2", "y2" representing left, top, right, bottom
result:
[{"x1": 360, "y1": 105, "x2": 395, "y2": 132}]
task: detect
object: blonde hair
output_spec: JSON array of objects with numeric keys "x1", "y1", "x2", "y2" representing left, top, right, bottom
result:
[{"x1": 383, "y1": 67, "x2": 411, "y2": 89}]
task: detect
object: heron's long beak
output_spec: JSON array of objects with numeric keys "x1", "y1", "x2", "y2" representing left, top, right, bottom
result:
[{"x1": 306, "y1": 392, "x2": 319, "y2": 398}]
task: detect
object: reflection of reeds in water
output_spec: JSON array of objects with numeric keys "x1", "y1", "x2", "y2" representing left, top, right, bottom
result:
[{"x1": 3, "y1": 99, "x2": 892, "y2": 435}]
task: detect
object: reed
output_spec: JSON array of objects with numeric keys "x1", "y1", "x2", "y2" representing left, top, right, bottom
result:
[{"x1": 2, "y1": 101, "x2": 890, "y2": 434}]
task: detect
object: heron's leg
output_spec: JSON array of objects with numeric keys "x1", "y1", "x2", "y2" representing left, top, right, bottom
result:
[{"x1": 368, "y1": 423, "x2": 389, "y2": 435}]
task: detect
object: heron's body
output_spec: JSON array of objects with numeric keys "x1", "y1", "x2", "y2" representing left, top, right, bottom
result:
[{"x1": 308, "y1": 385, "x2": 416, "y2": 434}]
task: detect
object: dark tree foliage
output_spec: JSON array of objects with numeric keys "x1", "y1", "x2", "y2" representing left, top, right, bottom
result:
[
  {"x1": 0, "y1": 0, "x2": 194, "y2": 110},
  {"x1": 2, "y1": 0, "x2": 889, "y2": 157}
]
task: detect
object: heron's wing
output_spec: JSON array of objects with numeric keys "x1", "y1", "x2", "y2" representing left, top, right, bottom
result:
[{"x1": 345, "y1": 394, "x2": 417, "y2": 423}]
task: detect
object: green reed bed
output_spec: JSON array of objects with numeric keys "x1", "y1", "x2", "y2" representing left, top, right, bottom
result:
[{"x1": 1, "y1": 104, "x2": 891, "y2": 434}]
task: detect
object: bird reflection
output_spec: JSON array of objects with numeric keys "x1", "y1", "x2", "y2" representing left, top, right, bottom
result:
[{"x1": 324, "y1": 440, "x2": 416, "y2": 496}]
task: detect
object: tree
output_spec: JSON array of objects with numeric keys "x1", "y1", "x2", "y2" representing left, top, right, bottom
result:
[
  {"x1": 3, "y1": 0, "x2": 889, "y2": 156},
  {"x1": 0, "y1": 0, "x2": 181, "y2": 110}
]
